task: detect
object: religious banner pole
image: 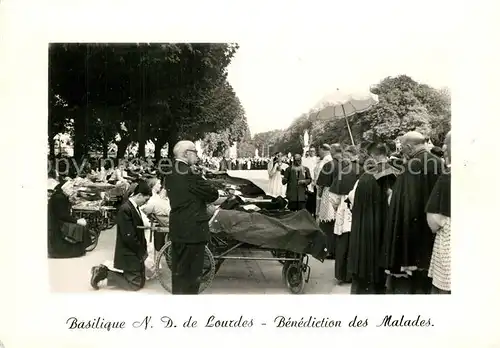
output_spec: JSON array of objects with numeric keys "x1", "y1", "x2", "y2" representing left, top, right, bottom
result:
[{"x1": 341, "y1": 105, "x2": 355, "y2": 146}]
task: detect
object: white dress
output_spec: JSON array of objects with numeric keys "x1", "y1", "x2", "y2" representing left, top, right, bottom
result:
[{"x1": 267, "y1": 161, "x2": 287, "y2": 197}]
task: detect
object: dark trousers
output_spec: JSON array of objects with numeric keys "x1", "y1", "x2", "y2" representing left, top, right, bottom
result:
[
  {"x1": 305, "y1": 189, "x2": 316, "y2": 216},
  {"x1": 288, "y1": 201, "x2": 306, "y2": 211},
  {"x1": 386, "y1": 271, "x2": 433, "y2": 294},
  {"x1": 334, "y1": 233, "x2": 351, "y2": 282},
  {"x1": 154, "y1": 232, "x2": 166, "y2": 252},
  {"x1": 107, "y1": 265, "x2": 146, "y2": 291},
  {"x1": 171, "y1": 242, "x2": 206, "y2": 294},
  {"x1": 319, "y1": 221, "x2": 335, "y2": 259}
]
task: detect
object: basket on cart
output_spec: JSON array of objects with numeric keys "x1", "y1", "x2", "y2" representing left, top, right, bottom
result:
[{"x1": 72, "y1": 199, "x2": 116, "y2": 252}]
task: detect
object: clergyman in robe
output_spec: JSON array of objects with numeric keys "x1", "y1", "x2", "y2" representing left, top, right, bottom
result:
[
  {"x1": 315, "y1": 144, "x2": 338, "y2": 258},
  {"x1": 347, "y1": 142, "x2": 400, "y2": 294},
  {"x1": 330, "y1": 145, "x2": 362, "y2": 284},
  {"x1": 302, "y1": 147, "x2": 319, "y2": 216},
  {"x1": 382, "y1": 131, "x2": 444, "y2": 294},
  {"x1": 282, "y1": 154, "x2": 312, "y2": 211}
]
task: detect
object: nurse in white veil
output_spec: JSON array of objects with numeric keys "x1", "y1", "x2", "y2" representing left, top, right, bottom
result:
[{"x1": 267, "y1": 152, "x2": 287, "y2": 197}]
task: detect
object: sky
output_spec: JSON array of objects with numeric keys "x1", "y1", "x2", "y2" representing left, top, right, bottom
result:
[{"x1": 226, "y1": 1, "x2": 455, "y2": 135}]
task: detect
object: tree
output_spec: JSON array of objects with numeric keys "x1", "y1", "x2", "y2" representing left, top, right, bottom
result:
[
  {"x1": 263, "y1": 75, "x2": 451, "y2": 151},
  {"x1": 48, "y1": 94, "x2": 72, "y2": 158},
  {"x1": 252, "y1": 129, "x2": 285, "y2": 156},
  {"x1": 49, "y1": 43, "x2": 142, "y2": 159},
  {"x1": 49, "y1": 43, "x2": 241, "y2": 160},
  {"x1": 147, "y1": 44, "x2": 240, "y2": 159},
  {"x1": 237, "y1": 140, "x2": 256, "y2": 158},
  {"x1": 236, "y1": 122, "x2": 255, "y2": 158},
  {"x1": 201, "y1": 95, "x2": 248, "y2": 156}
]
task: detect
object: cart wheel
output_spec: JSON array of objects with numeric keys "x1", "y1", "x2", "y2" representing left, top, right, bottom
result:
[
  {"x1": 155, "y1": 241, "x2": 216, "y2": 294},
  {"x1": 214, "y1": 260, "x2": 225, "y2": 274},
  {"x1": 98, "y1": 218, "x2": 108, "y2": 231},
  {"x1": 282, "y1": 262, "x2": 305, "y2": 294},
  {"x1": 281, "y1": 261, "x2": 290, "y2": 286},
  {"x1": 86, "y1": 229, "x2": 99, "y2": 252},
  {"x1": 106, "y1": 212, "x2": 116, "y2": 229},
  {"x1": 271, "y1": 250, "x2": 286, "y2": 265},
  {"x1": 199, "y1": 247, "x2": 216, "y2": 293}
]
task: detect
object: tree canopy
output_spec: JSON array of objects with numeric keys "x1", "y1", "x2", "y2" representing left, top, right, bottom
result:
[
  {"x1": 253, "y1": 75, "x2": 451, "y2": 153},
  {"x1": 48, "y1": 43, "x2": 246, "y2": 160}
]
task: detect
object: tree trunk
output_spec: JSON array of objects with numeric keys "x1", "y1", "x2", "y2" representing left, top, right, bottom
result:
[
  {"x1": 117, "y1": 139, "x2": 129, "y2": 159},
  {"x1": 154, "y1": 140, "x2": 163, "y2": 161},
  {"x1": 48, "y1": 134, "x2": 56, "y2": 158},
  {"x1": 73, "y1": 108, "x2": 88, "y2": 161},
  {"x1": 166, "y1": 132, "x2": 179, "y2": 158},
  {"x1": 154, "y1": 136, "x2": 168, "y2": 161},
  {"x1": 102, "y1": 136, "x2": 109, "y2": 159},
  {"x1": 138, "y1": 139, "x2": 146, "y2": 158}
]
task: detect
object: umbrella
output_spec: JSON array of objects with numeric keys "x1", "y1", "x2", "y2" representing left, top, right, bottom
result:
[{"x1": 310, "y1": 89, "x2": 379, "y2": 145}]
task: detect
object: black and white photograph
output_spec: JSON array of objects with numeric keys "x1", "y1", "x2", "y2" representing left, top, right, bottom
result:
[
  {"x1": 4, "y1": 1, "x2": 499, "y2": 347},
  {"x1": 47, "y1": 42, "x2": 451, "y2": 295}
]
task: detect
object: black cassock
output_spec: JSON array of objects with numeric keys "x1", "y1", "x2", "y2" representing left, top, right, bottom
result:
[
  {"x1": 47, "y1": 186, "x2": 90, "y2": 259},
  {"x1": 347, "y1": 162, "x2": 399, "y2": 294},
  {"x1": 382, "y1": 149, "x2": 444, "y2": 284},
  {"x1": 426, "y1": 170, "x2": 451, "y2": 218},
  {"x1": 331, "y1": 159, "x2": 363, "y2": 283}
]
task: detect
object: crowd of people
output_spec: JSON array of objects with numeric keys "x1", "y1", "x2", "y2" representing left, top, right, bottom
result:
[
  {"x1": 201, "y1": 156, "x2": 278, "y2": 171},
  {"x1": 269, "y1": 131, "x2": 451, "y2": 295},
  {"x1": 47, "y1": 131, "x2": 450, "y2": 295}
]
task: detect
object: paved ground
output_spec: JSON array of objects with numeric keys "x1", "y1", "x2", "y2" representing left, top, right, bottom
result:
[{"x1": 48, "y1": 170, "x2": 350, "y2": 294}]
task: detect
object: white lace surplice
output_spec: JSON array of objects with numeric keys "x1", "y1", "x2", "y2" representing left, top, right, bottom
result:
[
  {"x1": 428, "y1": 216, "x2": 451, "y2": 291},
  {"x1": 333, "y1": 195, "x2": 351, "y2": 235},
  {"x1": 318, "y1": 190, "x2": 339, "y2": 222}
]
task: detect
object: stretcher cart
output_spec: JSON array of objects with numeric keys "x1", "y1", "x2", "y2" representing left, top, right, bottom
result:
[{"x1": 146, "y1": 201, "x2": 327, "y2": 294}]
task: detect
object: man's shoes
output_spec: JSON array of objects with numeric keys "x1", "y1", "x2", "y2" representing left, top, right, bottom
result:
[
  {"x1": 90, "y1": 265, "x2": 108, "y2": 290},
  {"x1": 335, "y1": 279, "x2": 352, "y2": 286}
]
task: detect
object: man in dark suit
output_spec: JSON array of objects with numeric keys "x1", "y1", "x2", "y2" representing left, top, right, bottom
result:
[
  {"x1": 90, "y1": 180, "x2": 152, "y2": 291},
  {"x1": 165, "y1": 140, "x2": 219, "y2": 294}
]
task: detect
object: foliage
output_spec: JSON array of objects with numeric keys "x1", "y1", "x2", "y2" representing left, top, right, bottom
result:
[
  {"x1": 49, "y1": 43, "x2": 241, "y2": 159},
  {"x1": 255, "y1": 75, "x2": 451, "y2": 152},
  {"x1": 237, "y1": 140, "x2": 256, "y2": 158},
  {"x1": 201, "y1": 89, "x2": 248, "y2": 156}
]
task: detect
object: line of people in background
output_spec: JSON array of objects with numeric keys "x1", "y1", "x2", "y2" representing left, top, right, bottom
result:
[{"x1": 210, "y1": 156, "x2": 289, "y2": 171}]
